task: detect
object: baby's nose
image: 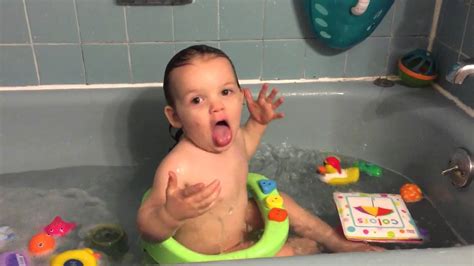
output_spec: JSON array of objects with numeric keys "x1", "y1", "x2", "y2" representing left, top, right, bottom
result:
[{"x1": 210, "y1": 100, "x2": 224, "y2": 113}]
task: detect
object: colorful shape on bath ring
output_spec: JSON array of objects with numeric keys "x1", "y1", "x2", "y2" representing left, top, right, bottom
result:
[
  {"x1": 257, "y1": 179, "x2": 277, "y2": 194},
  {"x1": 400, "y1": 183, "x2": 423, "y2": 203},
  {"x1": 44, "y1": 216, "x2": 76, "y2": 237},
  {"x1": 265, "y1": 195, "x2": 283, "y2": 209},
  {"x1": 140, "y1": 173, "x2": 289, "y2": 263},
  {"x1": 0, "y1": 251, "x2": 29, "y2": 266},
  {"x1": 50, "y1": 248, "x2": 101, "y2": 266},
  {"x1": 28, "y1": 232, "x2": 56, "y2": 256},
  {"x1": 354, "y1": 206, "x2": 393, "y2": 217},
  {"x1": 268, "y1": 208, "x2": 288, "y2": 222}
]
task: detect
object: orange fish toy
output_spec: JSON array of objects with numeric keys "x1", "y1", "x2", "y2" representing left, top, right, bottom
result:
[{"x1": 28, "y1": 232, "x2": 56, "y2": 256}]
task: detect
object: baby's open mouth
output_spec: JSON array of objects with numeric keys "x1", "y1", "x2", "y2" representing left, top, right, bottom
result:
[{"x1": 212, "y1": 120, "x2": 232, "y2": 147}]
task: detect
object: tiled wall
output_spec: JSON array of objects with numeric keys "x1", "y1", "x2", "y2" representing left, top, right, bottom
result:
[
  {"x1": 433, "y1": 0, "x2": 474, "y2": 108},
  {"x1": 0, "y1": 0, "x2": 435, "y2": 86}
]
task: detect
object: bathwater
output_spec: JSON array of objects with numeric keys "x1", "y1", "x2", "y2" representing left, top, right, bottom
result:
[{"x1": 0, "y1": 144, "x2": 464, "y2": 264}]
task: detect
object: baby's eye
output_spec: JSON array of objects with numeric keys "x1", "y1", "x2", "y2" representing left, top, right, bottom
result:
[
  {"x1": 191, "y1": 97, "x2": 203, "y2": 104},
  {"x1": 222, "y1": 88, "x2": 233, "y2": 96}
]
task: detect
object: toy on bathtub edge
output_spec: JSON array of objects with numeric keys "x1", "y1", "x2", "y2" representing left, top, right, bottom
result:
[
  {"x1": 50, "y1": 248, "x2": 101, "y2": 266},
  {"x1": 317, "y1": 156, "x2": 360, "y2": 185},
  {"x1": 0, "y1": 251, "x2": 29, "y2": 266}
]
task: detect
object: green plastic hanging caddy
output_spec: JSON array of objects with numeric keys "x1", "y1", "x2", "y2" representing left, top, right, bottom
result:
[{"x1": 308, "y1": 0, "x2": 395, "y2": 49}]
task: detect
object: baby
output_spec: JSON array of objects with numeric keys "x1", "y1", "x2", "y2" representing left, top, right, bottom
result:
[{"x1": 137, "y1": 45, "x2": 383, "y2": 257}]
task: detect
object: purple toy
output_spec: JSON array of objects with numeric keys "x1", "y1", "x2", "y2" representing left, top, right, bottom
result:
[{"x1": 0, "y1": 251, "x2": 29, "y2": 266}]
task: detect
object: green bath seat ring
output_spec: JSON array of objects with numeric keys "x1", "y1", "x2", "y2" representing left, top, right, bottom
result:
[{"x1": 140, "y1": 173, "x2": 290, "y2": 263}]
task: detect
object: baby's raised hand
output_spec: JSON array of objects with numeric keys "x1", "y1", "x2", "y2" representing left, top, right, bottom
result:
[
  {"x1": 244, "y1": 83, "x2": 285, "y2": 125},
  {"x1": 164, "y1": 171, "x2": 221, "y2": 222}
]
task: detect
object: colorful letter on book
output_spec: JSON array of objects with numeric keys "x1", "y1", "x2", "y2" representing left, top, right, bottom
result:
[{"x1": 333, "y1": 192, "x2": 423, "y2": 243}]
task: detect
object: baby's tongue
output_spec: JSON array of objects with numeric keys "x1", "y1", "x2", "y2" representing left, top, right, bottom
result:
[{"x1": 212, "y1": 124, "x2": 231, "y2": 147}]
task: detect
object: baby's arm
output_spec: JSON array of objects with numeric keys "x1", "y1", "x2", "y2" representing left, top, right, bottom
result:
[
  {"x1": 242, "y1": 84, "x2": 284, "y2": 159},
  {"x1": 137, "y1": 169, "x2": 221, "y2": 242}
]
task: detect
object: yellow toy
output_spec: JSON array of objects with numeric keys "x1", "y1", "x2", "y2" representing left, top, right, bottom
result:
[
  {"x1": 50, "y1": 248, "x2": 101, "y2": 266},
  {"x1": 317, "y1": 156, "x2": 360, "y2": 185}
]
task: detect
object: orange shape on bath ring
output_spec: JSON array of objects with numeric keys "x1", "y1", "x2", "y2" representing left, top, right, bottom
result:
[
  {"x1": 268, "y1": 208, "x2": 288, "y2": 222},
  {"x1": 28, "y1": 232, "x2": 56, "y2": 256},
  {"x1": 400, "y1": 183, "x2": 423, "y2": 203}
]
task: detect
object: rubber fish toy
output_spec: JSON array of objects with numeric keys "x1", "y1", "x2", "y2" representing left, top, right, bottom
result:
[
  {"x1": 28, "y1": 232, "x2": 56, "y2": 256},
  {"x1": 50, "y1": 248, "x2": 101, "y2": 266},
  {"x1": 44, "y1": 216, "x2": 76, "y2": 237},
  {"x1": 317, "y1": 156, "x2": 359, "y2": 185}
]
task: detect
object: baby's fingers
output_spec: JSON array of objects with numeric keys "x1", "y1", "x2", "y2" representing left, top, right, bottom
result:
[
  {"x1": 191, "y1": 180, "x2": 221, "y2": 206},
  {"x1": 182, "y1": 183, "x2": 206, "y2": 197},
  {"x1": 243, "y1": 88, "x2": 254, "y2": 103},
  {"x1": 272, "y1": 96, "x2": 284, "y2": 109}
]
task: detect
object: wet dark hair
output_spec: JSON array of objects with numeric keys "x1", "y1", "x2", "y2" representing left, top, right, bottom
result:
[{"x1": 163, "y1": 45, "x2": 240, "y2": 144}]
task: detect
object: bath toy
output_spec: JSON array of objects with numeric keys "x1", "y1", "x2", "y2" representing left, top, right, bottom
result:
[
  {"x1": 258, "y1": 179, "x2": 277, "y2": 194},
  {"x1": 354, "y1": 161, "x2": 383, "y2": 177},
  {"x1": 44, "y1": 216, "x2": 76, "y2": 237},
  {"x1": 268, "y1": 208, "x2": 288, "y2": 222},
  {"x1": 398, "y1": 49, "x2": 437, "y2": 87},
  {"x1": 50, "y1": 248, "x2": 101, "y2": 266},
  {"x1": 86, "y1": 224, "x2": 128, "y2": 259},
  {"x1": 400, "y1": 183, "x2": 423, "y2": 203},
  {"x1": 141, "y1": 173, "x2": 289, "y2": 263},
  {"x1": 0, "y1": 226, "x2": 16, "y2": 248},
  {"x1": 28, "y1": 232, "x2": 56, "y2": 256},
  {"x1": 265, "y1": 195, "x2": 283, "y2": 209},
  {"x1": 317, "y1": 156, "x2": 360, "y2": 185},
  {"x1": 0, "y1": 251, "x2": 29, "y2": 266},
  {"x1": 324, "y1": 156, "x2": 341, "y2": 174}
]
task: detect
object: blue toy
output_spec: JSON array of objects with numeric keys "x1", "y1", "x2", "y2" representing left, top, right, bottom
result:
[
  {"x1": 258, "y1": 179, "x2": 277, "y2": 194},
  {"x1": 308, "y1": 0, "x2": 395, "y2": 49}
]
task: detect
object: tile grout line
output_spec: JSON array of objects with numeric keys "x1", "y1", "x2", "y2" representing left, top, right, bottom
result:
[
  {"x1": 260, "y1": 0, "x2": 266, "y2": 79},
  {"x1": 171, "y1": 5, "x2": 176, "y2": 53},
  {"x1": 72, "y1": 0, "x2": 87, "y2": 84},
  {"x1": 123, "y1": 6, "x2": 133, "y2": 83},
  {"x1": 217, "y1": 0, "x2": 220, "y2": 48},
  {"x1": 385, "y1": 1, "x2": 397, "y2": 75},
  {"x1": 22, "y1": 0, "x2": 40, "y2": 85},
  {"x1": 457, "y1": 0, "x2": 471, "y2": 61}
]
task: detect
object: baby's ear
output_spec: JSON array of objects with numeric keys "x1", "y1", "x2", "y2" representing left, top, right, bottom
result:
[{"x1": 164, "y1": 105, "x2": 182, "y2": 129}]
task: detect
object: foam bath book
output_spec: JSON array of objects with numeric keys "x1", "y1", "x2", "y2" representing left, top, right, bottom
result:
[{"x1": 333, "y1": 192, "x2": 423, "y2": 243}]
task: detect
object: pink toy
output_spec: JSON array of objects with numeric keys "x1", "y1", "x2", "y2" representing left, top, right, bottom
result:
[{"x1": 43, "y1": 216, "x2": 76, "y2": 237}]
